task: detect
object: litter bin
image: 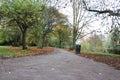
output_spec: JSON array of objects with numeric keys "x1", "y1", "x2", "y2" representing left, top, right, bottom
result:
[
  {"x1": 76, "y1": 45, "x2": 81, "y2": 54},
  {"x1": 75, "y1": 39, "x2": 81, "y2": 54}
]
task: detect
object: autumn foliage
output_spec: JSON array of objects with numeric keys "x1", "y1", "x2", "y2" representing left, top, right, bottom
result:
[
  {"x1": 80, "y1": 54, "x2": 120, "y2": 70},
  {"x1": 4, "y1": 47, "x2": 54, "y2": 58}
]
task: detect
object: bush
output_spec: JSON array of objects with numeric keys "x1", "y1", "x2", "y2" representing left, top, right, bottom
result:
[{"x1": 107, "y1": 46, "x2": 120, "y2": 54}]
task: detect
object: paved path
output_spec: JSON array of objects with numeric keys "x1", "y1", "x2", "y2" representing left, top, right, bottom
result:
[{"x1": 0, "y1": 49, "x2": 120, "y2": 80}]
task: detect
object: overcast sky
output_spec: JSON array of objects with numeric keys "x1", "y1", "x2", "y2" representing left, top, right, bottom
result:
[{"x1": 58, "y1": 1, "x2": 104, "y2": 35}]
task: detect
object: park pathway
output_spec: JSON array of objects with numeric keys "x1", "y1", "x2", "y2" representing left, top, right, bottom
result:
[{"x1": 0, "y1": 49, "x2": 120, "y2": 80}]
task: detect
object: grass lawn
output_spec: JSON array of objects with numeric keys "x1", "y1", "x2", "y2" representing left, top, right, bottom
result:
[
  {"x1": 81, "y1": 51, "x2": 120, "y2": 56},
  {"x1": 0, "y1": 46, "x2": 54, "y2": 59},
  {"x1": 0, "y1": 46, "x2": 16, "y2": 58}
]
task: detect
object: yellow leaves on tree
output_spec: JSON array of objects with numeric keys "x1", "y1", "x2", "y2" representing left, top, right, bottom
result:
[{"x1": 56, "y1": 24, "x2": 63, "y2": 30}]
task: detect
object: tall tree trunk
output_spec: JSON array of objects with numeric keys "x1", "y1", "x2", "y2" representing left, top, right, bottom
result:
[
  {"x1": 37, "y1": 34, "x2": 46, "y2": 49},
  {"x1": 22, "y1": 29, "x2": 27, "y2": 50},
  {"x1": 41, "y1": 34, "x2": 46, "y2": 48},
  {"x1": 58, "y1": 31, "x2": 62, "y2": 48},
  {"x1": 72, "y1": 0, "x2": 77, "y2": 50},
  {"x1": 42, "y1": 37, "x2": 45, "y2": 48},
  {"x1": 72, "y1": 28, "x2": 77, "y2": 49},
  {"x1": 59, "y1": 39, "x2": 62, "y2": 48}
]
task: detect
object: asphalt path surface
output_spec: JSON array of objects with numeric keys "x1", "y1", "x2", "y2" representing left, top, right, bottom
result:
[{"x1": 0, "y1": 49, "x2": 120, "y2": 80}]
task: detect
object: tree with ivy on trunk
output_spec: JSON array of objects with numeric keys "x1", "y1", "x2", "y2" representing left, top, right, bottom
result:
[{"x1": 0, "y1": 0, "x2": 43, "y2": 49}]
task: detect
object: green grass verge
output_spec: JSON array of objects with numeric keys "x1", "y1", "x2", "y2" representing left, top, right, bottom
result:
[
  {"x1": 0, "y1": 46, "x2": 16, "y2": 58},
  {"x1": 81, "y1": 51, "x2": 120, "y2": 56}
]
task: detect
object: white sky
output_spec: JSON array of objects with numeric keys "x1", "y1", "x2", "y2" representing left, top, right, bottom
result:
[
  {"x1": 59, "y1": 6, "x2": 73, "y2": 23},
  {"x1": 46, "y1": 0, "x2": 111, "y2": 35},
  {"x1": 57, "y1": 0, "x2": 120, "y2": 37},
  {"x1": 59, "y1": 4, "x2": 104, "y2": 35}
]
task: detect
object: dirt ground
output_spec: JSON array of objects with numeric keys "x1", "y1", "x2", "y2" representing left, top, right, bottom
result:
[
  {"x1": 79, "y1": 54, "x2": 120, "y2": 70},
  {"x1": 0, "y1": 49, "x2": 120, "y2": 80}
]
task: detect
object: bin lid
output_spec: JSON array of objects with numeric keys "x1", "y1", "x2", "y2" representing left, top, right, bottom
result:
[{"x1": 75, "y1": 39, "x2": 81, "y2": 45}]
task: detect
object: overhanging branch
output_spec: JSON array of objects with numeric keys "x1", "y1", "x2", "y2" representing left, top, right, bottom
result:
[{"x1": 82, "y1": 0, "x2": 120, "y2": 17}]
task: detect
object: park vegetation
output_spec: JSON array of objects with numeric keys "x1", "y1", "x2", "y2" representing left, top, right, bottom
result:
[{"x1": 0, "y1": 0, "x2": 119, "y2": 58}]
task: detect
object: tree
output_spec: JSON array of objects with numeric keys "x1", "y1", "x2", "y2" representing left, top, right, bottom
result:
[
  {"x1": 38, "y1": 7, "x2": 69, "y2": 48},
  {"x1": 0, "y1": 26, "x2": 21, "y2": 46},
  {"x1": 0, "y1": 0, "x2": 43, "y2": 49},
  {"x1": 54, "y1": 12, "x2": 70, "y2": 48},
  {"x1": 81, "y1": 39, "x2": 90, "y2": 51},
  {"x1": 82, "y1": 0, "x2": 120, "y2": 31},
  {"x1": 108, "y1": 27, "x2": 120, "y2": 54},
  {"x1": 87, "y1": 32, "x2": 103, "y2": 52},
  {"x1": 26, "y1": 25, "x2": 42, "y2": 46},
  {"x1": 55, "y1": 23, "x2": 70, "y2": 48},
  {"x1": 39, "y1": 7, "x2": 57, "y2": 48},
  {"x1": 23, "y1": 5, "x2": 69, "y2": 48},
  {"x1": 70, "y1": 0, "x2": 97, "y2": 49},
  {"x1": 83, "y1": 0, "x2": 120, "y2": 17},
  {"x1": 82, "y1": 0, "x2": 120, "y2": 52}
]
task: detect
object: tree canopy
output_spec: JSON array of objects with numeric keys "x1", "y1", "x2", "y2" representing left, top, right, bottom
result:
[{"x1": 0, "y1": 0, "x2": 43, "y2": 49}]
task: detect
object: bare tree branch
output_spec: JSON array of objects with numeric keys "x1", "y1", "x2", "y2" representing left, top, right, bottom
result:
[{"x1": 82, "y1": 0, "x2": 120, "y2": 17}]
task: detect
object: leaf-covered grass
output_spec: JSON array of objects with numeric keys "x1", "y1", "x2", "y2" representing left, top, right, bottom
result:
[
  {"x1": 81, "y1": 51, "x2": 120, "y2": 56},
  {"x1": 80, "y1": 54, "x2": 120, "y2": 70},
  {"x1": 0, "y1": 46, "x2": 16, "y2": 58},
  {"x1": 0, "y1": 46, "x2": 54, "y2": 59},
  {"x1": 64, "y1": 49, "x2": 120, "y2": 70},
  {"x1": 64, "y1": 49, "x2": 120, "y2": 56}
]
